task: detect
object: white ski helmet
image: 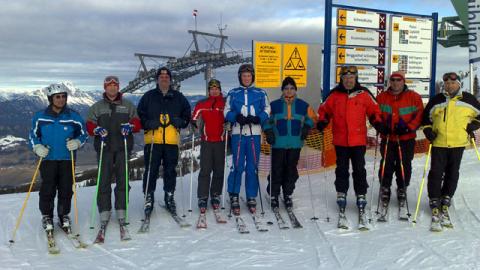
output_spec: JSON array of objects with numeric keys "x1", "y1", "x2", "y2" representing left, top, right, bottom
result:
[{"x1": 45, "y1": 83, "x2": 68, "y2": 97}]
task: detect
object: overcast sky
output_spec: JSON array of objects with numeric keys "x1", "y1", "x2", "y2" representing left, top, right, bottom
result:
[{"x1": 0, "y1": 0, "x2": 468, "y2": 94}]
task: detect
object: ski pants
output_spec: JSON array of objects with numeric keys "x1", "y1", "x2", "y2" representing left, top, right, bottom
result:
[
  {"x1": 96, "y1": 150, "x2": 130, "y2": 213},
  {"x1": 39, "y1": 160, "x2": 72, "y2": 218},
  {"x1": 197, "y1": 141, "x2": 225, "y2": 199},
  {"x1": 378, "y1": 138, "x2": 415, "y2": 190},
  {"x1": 143, "y1": 144, "x2": 179, "y2": 194},
  {"x1": 334, "y1": 145, "x2": 368, "y2": 195},
  {"x1": 427, "y1": 146, "x2": 464, "y2": 199},
  {"x1": 227, "y1": 134, "x2": 261, "y2": 199},
  {"x1": 267, "y1": 148, "x2": 301, "y2": 197}
]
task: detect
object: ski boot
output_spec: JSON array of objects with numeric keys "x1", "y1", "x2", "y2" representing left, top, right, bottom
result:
[
  {"x1": 429, "y1": 198, "x2": 442, "y2": 232},
  {"x1": 377, "y1": 187, "x2": 390, "y2": 222},
  {"x1": 210, "y1": 195, "x2": 221, "y2": 210},
  {"x1": 144, "y1": 192, "x2": 154, "y2": 215},
  {"x1": 336, "y1": 192, "x2": 348, "y2": 229},
  {"x1": 198, "y1": 197, "x2": 208, "y2": 214},
  {"x1": 270, "y1": 195, "x2": 279, "y2": 209},
  {"x1": 229, "y1": 194, "x2": 240, "y2": 216},
  {"x1": 357, "y1": 194, "x2": 369, "y2": 231},
  {"x1": 440, "y1": 196, "x2": 453, "y2": 228},
  {"x1": 42, "y1": 215, "x2": 54, "y2": 232},
  {"x1": 164, "y1": 192, "x2": 177, "y2": 214},
  {"x1": 284, "y1": 194, "x2": 293, "y2": 210},
  {"x1": 247, "y1": 198, "x2": 257, "y2": 214},
  {"x1": 58, "y1": 215, "x2": 72, "y2": 234},
  {"x1": 397, "y1": 188, "x2": 410, "y2": 220}
]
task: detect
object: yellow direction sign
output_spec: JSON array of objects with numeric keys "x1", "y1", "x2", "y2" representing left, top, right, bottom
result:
[
  {"x1": 283, "y1": 44, "x2": 308, "y2": 87},
  {"x1": 254, "y1": 42, "x2": 282, "y2": 88}
]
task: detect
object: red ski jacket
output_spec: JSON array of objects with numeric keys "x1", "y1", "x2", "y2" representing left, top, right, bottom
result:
[
  {"x1": 191, "y1": 95, "x2": 226, "y2": 142},
  {"x1": 318, "y1": 84, "x2": 382, "y2": 147}
]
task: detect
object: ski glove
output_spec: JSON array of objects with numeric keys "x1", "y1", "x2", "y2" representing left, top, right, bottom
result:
[
  {"x1": 120, "y1": 123, "x2": 133, "y2": 136},
  {"x1": 395, "y1": 121, "x2": 411, "y2": 135},
  {"x1": 33, "y1": 144, "x2": 49, "y2": 158},
  {"x1": 316, "y1": 119, "x2": 329, "y2": 132},
  {"x1": 300, "y1": 125, "x2": 310, "y2": 141},
  {"x1": 466, "y1": 121, "x2": 480, "y2": 136},
  {"x1": 264, "y1": 129, "x2": 275, "y2": 145},
  {"x1": 423, "y1": 127, "x2": 437, "y2": 142},
  {"x1": 93, "y1": 126, "x2": 108, "y2": 138},
  {"x1": 246, "y1": 115, "x2": 261, "y2": 125},
  {"x1": 373, "y1": 121, "x2": 389, "y2": 136},
  {"x1": 145, "y1": 120, "x2": 161, "y2": 130},
  {"x1": 236, "y1": 114, "x2": 248, "y2": 126},
  {"x1": 171, "y1": 117, "x2": 184, "y2": 129},
  {"x1": 66, "y1": 139, "x2": 81, "y2": 151}
]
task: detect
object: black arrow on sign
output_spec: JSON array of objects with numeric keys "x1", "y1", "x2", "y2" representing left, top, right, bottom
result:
[
  {"x1": 339, "y1": 33, "x2": 345, "y2": 40},
  {"x1": 339, "y1": 53, "x2": 345, "y2": 59},
  {"x1": 340, "y1": 14, "x2": 346, "y2": 21}
]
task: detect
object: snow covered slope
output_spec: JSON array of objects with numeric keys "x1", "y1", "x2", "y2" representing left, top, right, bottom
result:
[
  {"x1": 1, "y1": 149, "x2": 480, "y2": 269},
  {"x1": 0, "y1": 136, "x2": 26, "y2": 151}
]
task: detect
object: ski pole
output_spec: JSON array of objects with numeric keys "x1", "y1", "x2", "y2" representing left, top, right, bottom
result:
[
  {"x1": 229, "y1": 124, "x2": 243, "y2": 218},
  {"x1": 375, "y1": 135, "x2": 390, "y2": 214},
  {"x1": 412, "y1": 143, "x2": 432, "y2": 225},
  {"x1": 222, "y1": 123, "x2": 229, "y2": 210},
  {"x1": 90, "y1": 138, "x2": 104, "y2": 229},
  {"x1": 397, "y1": 137, "x2": 411, "y2": 218},
  {"x1": 123, "y1": 135, "x2": 129, "y2": 223},
  {"x1": 368, "y1": 133, "x2": 379, "y2": 221},
  {"x1": 70, "y1": 151, "x2": 78, "y2": 225},
  {"x1": 179, "y1": 150, "x2": 186, "y2": 218},
  {"x1": 320, "y1": 132, "x2": 330, "y2": 222},
  {"x1": 248, "y1": 123, "x2": 265, "y2": 216},
  {"x1": 188, "y1": 131, "x2": 195, "y2": 213},
  {"x1": 306, "y1": 142, "x2": 318, "y2": 221},
  {"x1": 9, "y1": 157, "x2": 43, "y2": 245},
  {"x1": 472, "y1": 137, "x2": 480, "y2": 162}
]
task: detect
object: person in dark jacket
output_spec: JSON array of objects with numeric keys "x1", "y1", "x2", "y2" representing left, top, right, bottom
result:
[
  {"x1": 86, "y1": 76, "x2": 141, "y2": 227},
  {"x1": 317, "y1": 66, "x2": 384, "y2": 228},
  {"x1": 29, "y1": 82, "x2": 87, "y2": 232},
  {"x1": 191, "y1": 79, "x2": 226, "y2": 213},
  {"x1": 263, "y1": 77, "x2": 316, "y2": 209},
  {"x1": 137, "y1": 67, "x2": 191, "y2": 216}
]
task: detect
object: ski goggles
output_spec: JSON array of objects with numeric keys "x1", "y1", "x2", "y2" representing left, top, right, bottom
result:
[
  {"x1": 442, "y1": 72, "x2": 459, "y2": 82},
  {"x1": 340, "y1": 66, "x2": 358, "y2": 76},
  {"x1": 104, "y1": 76, "x2": 119, "y2": 85},
  {"x1": 208, "y1": 79, "x2": 221, "y2": 89}
]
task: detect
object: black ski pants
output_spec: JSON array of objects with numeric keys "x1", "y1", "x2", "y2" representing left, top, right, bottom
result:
[
  {"x1": 378, "y1": 138, "x2": 415, "y2": 190},
  {"x1": 334, "y1": 146, "x2": 368, "y2": 195},
  {"x1": 143, "y1": 144, "x2": 179, "y2": 194},
  {"x1": 427, "y1": 146, "x2": 464, "y2": 199},
  {"x1": 267, "y1": 148, "x2": 301, "y2": 197},
  {"x1": 39, "y1": 160, "x2": 72, "y2": 218},
  {"x1": 197, "y1": 141, "x2": 225, "y2": 199}
]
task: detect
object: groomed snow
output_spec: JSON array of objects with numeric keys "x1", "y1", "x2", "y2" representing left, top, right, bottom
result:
[{"x1": 1, "y1": 149, "x2": 480, "y2": 269}]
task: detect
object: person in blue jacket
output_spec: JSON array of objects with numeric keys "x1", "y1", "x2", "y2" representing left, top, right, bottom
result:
[
  {"x1": 29, "y1": 83, "x2": 87, "y2": 233},
  {"x1": 224, "y1": 64, "x2": 270, "y2": 215},
  {"x1": 263, "y1": 77, "x2": 315, "y2": 209}
]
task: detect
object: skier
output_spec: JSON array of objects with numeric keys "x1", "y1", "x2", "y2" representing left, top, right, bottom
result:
[
  {"x1": 263, "y1": 76, "x2": 316, "y2": 209},
  {"x1": 29, "y1": 83, "x2": 87, "y2": 234},
  {"x1": 224, "y1": 64, "x2": 270, "y2": 215},
  {"x1": 191, "y1": 79, "x2": 226, "y2": 226},
  {"x1": 422, "y1": 72, "x2": 480, "y2": 231},
  {"x1": 86, "y1": 75, "x2": 141, "y2": 237},
  {"x1": 375, "y1": 71, "x2": 424, "y2": 221},
  {"x1": 137, "y1": 67, "x2": 191, "y2": 217},
  {"x1": 317, "y1": 66, "x2": 384, "y2": 230}
]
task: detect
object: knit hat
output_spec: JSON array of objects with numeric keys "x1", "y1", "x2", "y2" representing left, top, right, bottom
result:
[
  {"x1": 390, "y1": 71, "x2": 405, "y2": 81},
  {"x1": 281, "y1": 76, "x2": 297, "y2": 91}
]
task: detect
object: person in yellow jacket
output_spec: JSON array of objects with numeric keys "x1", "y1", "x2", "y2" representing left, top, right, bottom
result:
[{"x1": 422, "y1": 72, "x2": 480, "y2": 231}]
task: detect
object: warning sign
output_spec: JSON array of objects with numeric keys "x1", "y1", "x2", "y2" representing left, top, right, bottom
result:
[
  {"x1": 283, "y1": 44, "x2": 308, "y2": 87},
  {"x1": 254, "y1": 42, "x2": 282, "y2": 88}
]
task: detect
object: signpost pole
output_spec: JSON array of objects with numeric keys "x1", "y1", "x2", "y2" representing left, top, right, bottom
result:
[
  {"x1": 322, "y1": 0, "x2": 333, "y2": 100},
  {"x1": 430, "y1": 12, "x2": 438, "y2": 99}
]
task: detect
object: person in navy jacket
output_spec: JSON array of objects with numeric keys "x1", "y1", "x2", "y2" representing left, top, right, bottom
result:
[
  {"x1": 29, "y1": 83, "x2": 87, "y2": 232},
  {"x1": 224, "y1": 64, "x2": 270, "y2": 215}
]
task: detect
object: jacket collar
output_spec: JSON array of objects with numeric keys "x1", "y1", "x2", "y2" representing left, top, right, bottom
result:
[{"x1": 103, "y1": 92, "x2": 123, "y2": 104}]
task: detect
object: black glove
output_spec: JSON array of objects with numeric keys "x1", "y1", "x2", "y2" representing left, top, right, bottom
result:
[
  {"x1": 423, "y1": 127, "x2": 437, "y2": 142},
  {"x1": 190, "y1": 120, "x2": 198, "y2": 129},
  {"x1": 264, "y1": 129, "x2": 275, "y2": 145},
  {"x1": 373, "y1": 121, "x2": 389, "y2": 136},
  {"x1": 316, "y1": 120, "x2": 329, "y2": 132},
  {"x1": 246, "y1": 115, "x2": 261, "y2": 125},
  {"x1": 145, "y1": 120, "x2": 161, "y2": 130},
  {"x1": 171, "y1": 117, "x2": 184, "y2": 129},
  {"x1": 236, "y1": 114, "x2": 248, "y2": 126},
  {"x1": 300, "y1": 125, "x2": 310, "y2": 140},
  {"x1": 394, "y1": 119, "x2": 411, "y2": 135},
  {"x1": 466, "y1": 121, "x2": 480, "y2": 137}
]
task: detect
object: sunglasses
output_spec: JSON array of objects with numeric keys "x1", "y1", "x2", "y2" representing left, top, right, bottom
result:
[
  {"x1": 104, "y1": 76, "x2": 119, "y2": 84},
  {"x1": 390, "y1": 78, "x2": 403, "y2": 82},
  {"x1": 442, "y1": 72, "x2": 458, "y2": 81},
  {"x1": 54, "y1": 94, "x2": 67, "y2": 99}
]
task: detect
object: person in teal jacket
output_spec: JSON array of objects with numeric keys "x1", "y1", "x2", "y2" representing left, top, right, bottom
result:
[{"x1": 263, "y1": 77, "x2": 315, "y2": 209}]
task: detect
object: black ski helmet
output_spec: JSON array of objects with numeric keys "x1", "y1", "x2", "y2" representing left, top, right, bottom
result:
[{"x1": 238, "y1": 64, "x2": 255, "y2": 87}]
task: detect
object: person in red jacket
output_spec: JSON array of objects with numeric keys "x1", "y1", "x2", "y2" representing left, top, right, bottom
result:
[
  {"x1": 317, "y1": 66, "x2": 384, "y2": 229},
  {"x1": 191, "y1": 79, "x2": 226, "y2": 214},
  {"x1": 375, "y1": 71, "x2": 424, "y2": 221}
]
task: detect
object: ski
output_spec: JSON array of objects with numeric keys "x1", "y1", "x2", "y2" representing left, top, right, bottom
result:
[
  {"x1": 213, "y1": 208, "x2": 227, "y2": 224},
  {"x1": 250, "y1": 212, "x2": 268, "y2": 232},
  {"x1": 46, "y1": 229, "x2": 60, "y2": 254},
  {"x1": 441, "y1": 207, "x2": 453, "y2": 229},
  {"x1": 430, "y1": 208, "x2": 443, "y2": 232},
  {"x1": 337, "y1": 212, "x2": 349, "y2": 230},
  {"x1": 358, "y1": 209, "x2": 369, "y2": 231},
  {"x1": 377, "y1": 201, "x2": 389, "y2": 222},
  {"x1": 93, "y1": 223, "x2": 108, "y2": 244},
  {"x1": 234, "y1": 215, "x2": 249, "y2": 234},
  {"x1": 286, "y1": 208, "x2": 303, "y2": 229},
  {"x1": 196, "y1": 213, "x2": 207, "y2": 229},
  {"x1": 272, "y1": 208, "x2": 289, "y2": 230},
  {"x1": 120, "y1": 222, "x2": 131, "y2": 241},
  {"x1": 137, "y1": 213, "x2": 151, "y2": 234},
  {"x1": 161, "y1": 205, "x2": 191, "y2": 228},
  {"x1": 58, "y1": 225, "x2": 88, "y2": 249}
]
